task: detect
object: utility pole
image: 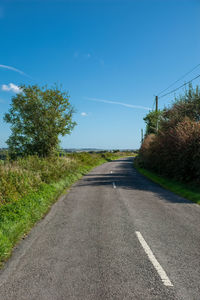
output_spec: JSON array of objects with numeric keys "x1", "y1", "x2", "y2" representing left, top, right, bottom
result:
[
  {"x1": 155, "y1": 95, "x2": 158, "y2": 112},
  {"x1": 141, "y1": 129, "x2": 144, "y2": 144},
  {"x1": 155, "y1": 96, "x2": 158, "y2": 132}
]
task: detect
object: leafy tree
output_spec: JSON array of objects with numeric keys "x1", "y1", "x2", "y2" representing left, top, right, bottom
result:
[
  {"x1": 4, "y1": 84, "x2": 76, "y2": 157},
  {"x1": 143, "y1": 110, "x2": 163, "y2": 135},
  {"x1": 143, "y1": 85, "x2": 200, "y2": 136},
  {"x1": 161, "y1": 85, "x2": 200, "y2": 132}
]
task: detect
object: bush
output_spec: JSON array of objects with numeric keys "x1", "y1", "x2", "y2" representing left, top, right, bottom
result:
[
  {"x1": 0, "y1": 163, "x2": 42, "y2": 204},
  {"x1": 138, "y1": 85, "x2": 200, "y2": 184},
  {"x1": 0, "y1": 152, "x2": 133, "y2": 205},
  {"x1": 139, "y1": 118, "x2": 200, "y2": 183}
]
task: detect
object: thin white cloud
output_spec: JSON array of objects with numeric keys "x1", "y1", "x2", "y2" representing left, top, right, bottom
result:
[
  {"x1": 85, "y1": 97, "x2": 151, "y2": 111},
  {"x1": 0, "y1": 64, "x2": 28, "y2": 76},
  {"x1": 2, "y1": 83, "x2": 22, "y2": 94},
  {"x1": 81, "y1": 112, "x2": 88, "y2": 117}
]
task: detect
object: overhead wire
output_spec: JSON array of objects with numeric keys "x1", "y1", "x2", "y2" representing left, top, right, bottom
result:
[
  {"x1": 157, "y1": 63, "x2": 200, "y2": 96},
  {"x1": 159, "y1": 73, "x2": 200, "y2": 99}
]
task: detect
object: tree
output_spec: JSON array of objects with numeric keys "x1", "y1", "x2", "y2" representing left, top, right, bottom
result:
[
  {"x1": 143, "y1": 110, "x2": 163, "y2": 135},
  {"x1": 4, "y1": 84, "x2": 76, "y2": 157},
  {"x1": 160, "y1": 85, "x2": 200, "y2": 132}
]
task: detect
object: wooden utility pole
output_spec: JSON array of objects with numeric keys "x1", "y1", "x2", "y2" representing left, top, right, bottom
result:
[
  {"x1": 155, "y1": 96, "x2": 158, "y2": 132},
  {"x1": 155, "y1": 95, "x2": 158, "y2": 112},
  {"x1": 141, "y1": 129, "x2": 144, "y2": 144}
]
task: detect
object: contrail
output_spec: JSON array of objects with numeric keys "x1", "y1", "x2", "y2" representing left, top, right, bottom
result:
[
  {"x1": 85, "y1": 97, "x2": 151, "y2": 111},
  {"x1": 0, "y1": 64, "x2": 28, "y2": 77}
]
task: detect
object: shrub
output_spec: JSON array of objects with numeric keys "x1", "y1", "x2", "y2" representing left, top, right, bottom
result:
[
  {"x1": 138, "y1": 85, "x2": 200, "y2": 184},
  {"x1": 0, "y1": 152, "x2": 132, "y2": 206},
  {"x1": 0, "y1": 164, "x2": 42, "y2": 204},
  {"x1": 139, "y1": 118, "x2": 200, "y2": 183}
]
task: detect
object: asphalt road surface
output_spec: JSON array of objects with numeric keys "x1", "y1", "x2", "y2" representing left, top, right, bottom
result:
[{"x1": 0, "y1": 157, "x2": 200, "y2": 300}]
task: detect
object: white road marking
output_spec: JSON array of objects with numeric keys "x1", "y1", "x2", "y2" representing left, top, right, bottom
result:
[
  {"x1": 113, "y1": 182, "x2": 116, "y2": 189},
  {"x1": 135, "y1": 231, "x2": 173, "y2": 287}
]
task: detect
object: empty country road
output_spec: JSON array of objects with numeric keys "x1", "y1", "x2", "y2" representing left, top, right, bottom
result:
[{"x1": 0, "y1": 157, "x2": 200, "y2": 300}]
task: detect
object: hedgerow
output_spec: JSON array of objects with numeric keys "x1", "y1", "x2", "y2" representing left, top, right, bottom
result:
[{"x1": 137, "y1": 85, "x2": 200, "y2": 184}]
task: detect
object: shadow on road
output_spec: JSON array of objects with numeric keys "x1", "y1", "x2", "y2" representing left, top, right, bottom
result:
[{"x1": 75, "y1": 157, "x2": 193, "y2": 205}]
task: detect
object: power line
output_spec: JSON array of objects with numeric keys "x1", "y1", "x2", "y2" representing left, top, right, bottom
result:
[
  {"x1": 159, "y1": 73, "x2": 200, "y2": 99},
  {"x1": 157, "y1": 63, "x2": 200, "y2": 96}
]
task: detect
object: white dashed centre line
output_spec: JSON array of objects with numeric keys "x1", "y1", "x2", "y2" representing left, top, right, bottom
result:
[{"x1": 135, "y1": 231, "x2": 173, "y2": 287}]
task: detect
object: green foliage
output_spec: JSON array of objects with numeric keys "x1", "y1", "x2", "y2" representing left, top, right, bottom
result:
[
  {"x1": 0, "y1": 149, "x2": 8, "y2": 160},
  {"x1": 0, "y1": 164, "x2": 42, "y2": 204},
  {"x1": 143, "y1": 110, "x2": 163, "y2": 135},
  {"x1": 139, "y1": 85, "x2": 200, "y2": 184},
  {"x1": 135, "y1": 165, "x2": 200, "y2": 205},
  {"x1": 4, "y1": 85, "x2": 76, "y2": 158},
  {"x1": 0, "y1": 155, "x2": 78, "y2": 205},
  {"x1": 0, "y1": 152, "x2": 135, "y2": 205},
  {"x1": 161, "y1": 84, "x2": 200, "y2": 132}
]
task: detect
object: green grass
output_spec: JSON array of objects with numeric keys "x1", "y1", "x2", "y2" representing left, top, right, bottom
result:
[
  {"x1": 135, "y1": 164, "x2": 200, "y2": 205},
  {"x1": 0, "y1": 152, "x2": 135, "y2": 266},
  {"x1": 0, "y1": 168, "x2": 84, "y2": 264}
]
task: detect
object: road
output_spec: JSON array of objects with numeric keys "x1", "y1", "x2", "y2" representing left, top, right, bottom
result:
[{"x1": 0, "y1": 157, "x2": 200, "y2": 299}]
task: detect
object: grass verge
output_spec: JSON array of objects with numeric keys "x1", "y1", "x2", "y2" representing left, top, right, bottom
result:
[
  {"x1": 0, "y1": 169, "x2": 83, "y2": 265},
  {"x1": 0, "y1": 152, "x2": 134, "y2": 267},
  {"x1": 135, "y1": 164, "x2": 200, "y2": 205}
]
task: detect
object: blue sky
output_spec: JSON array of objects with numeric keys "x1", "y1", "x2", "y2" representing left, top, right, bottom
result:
[{"x1": 0, "y1": 0, "x2": 200, "y2": 149}]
